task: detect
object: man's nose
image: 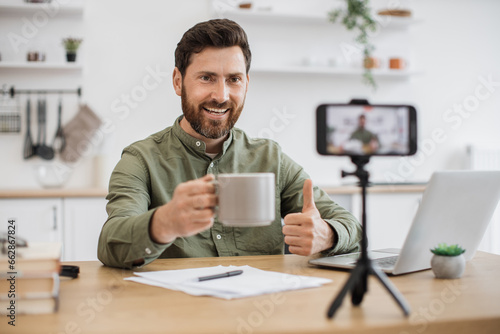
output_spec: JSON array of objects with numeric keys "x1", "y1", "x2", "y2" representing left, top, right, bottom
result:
[{"x1": 211, "y1": 80, "x2": 229, "y2": 103}]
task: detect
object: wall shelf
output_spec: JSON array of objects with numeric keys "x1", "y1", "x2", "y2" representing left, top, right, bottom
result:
[
  {"x1": 0, "y1": 61, "x2": 83, "y2": 70},
  {"x1": 216, "y1": 8, "x2": 422, "y2": 28},
  {"x1": 216, "y1": 8, "x2": 329, "y2": 24},
  {"x1": 0, "y1": 1, "x2": 84, "y2": 15},
  {"x1": 251, "y1": 65, "x2": 423, "y2": 78},
  {"x1": 212, "y1": 2, "x2": 423, "y2": 84}
]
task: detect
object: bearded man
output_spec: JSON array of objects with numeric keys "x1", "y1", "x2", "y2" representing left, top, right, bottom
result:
[{"x1": 98, "y1": 19, "x2": 361, "y2": 269}]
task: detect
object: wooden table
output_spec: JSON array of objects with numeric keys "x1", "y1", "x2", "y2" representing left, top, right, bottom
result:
[{"x1": 3, "y1": 253, "x2": 499, "y2": 334}]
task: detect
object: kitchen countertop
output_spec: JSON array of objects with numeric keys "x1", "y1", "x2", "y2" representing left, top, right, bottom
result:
[
  {"x1": 0, "y1": 183, "x2": 426, "y2": 199},
  {"x1": 0, "y1": 188, "x2": 108, "y2": 199},
  {"x1": 321, "y1": 183, "x2": 426, "y2": 195}
]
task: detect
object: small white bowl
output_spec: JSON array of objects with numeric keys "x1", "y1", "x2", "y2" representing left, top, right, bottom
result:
[{"x1": 34, "y1": 162, "x2": 71, "y2": 188}]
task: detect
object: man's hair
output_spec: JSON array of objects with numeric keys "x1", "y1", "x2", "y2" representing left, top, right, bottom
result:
[{"x1": 175, "y1": 19, "x2": 252, "y2": 76}]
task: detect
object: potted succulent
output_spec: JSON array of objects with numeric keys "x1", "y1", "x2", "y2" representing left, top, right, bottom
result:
[
  {"x1": 430, "y1": 243, "x2": 466, "y2": 279},
  {"x1": 62, "y1": 37, "x2": 83, "y2": 62}
]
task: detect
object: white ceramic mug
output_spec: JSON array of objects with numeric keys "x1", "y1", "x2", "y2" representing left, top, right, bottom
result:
[{"x1": 216, "y1": 173, "x2": 275, "y2": 227}]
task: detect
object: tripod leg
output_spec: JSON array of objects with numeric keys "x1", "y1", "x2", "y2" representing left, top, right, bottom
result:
[
  {"x1": 351, "y1": 270, "x2": 367, "y2": 305},
  {"x1": 327, "y1": 263, "x2": 366, "y2": 318},
  {"x1": 369, "y1": 265, "x2": 411, "y2": 316}
]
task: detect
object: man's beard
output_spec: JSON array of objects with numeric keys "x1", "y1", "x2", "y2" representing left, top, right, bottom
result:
[{"x1": 181, "y1": 87, "x2": 244, "y2": 140}]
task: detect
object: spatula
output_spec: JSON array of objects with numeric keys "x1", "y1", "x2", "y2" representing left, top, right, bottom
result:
[{"x1": 23, "y1": 98, "x2": 35, "y2": 159}]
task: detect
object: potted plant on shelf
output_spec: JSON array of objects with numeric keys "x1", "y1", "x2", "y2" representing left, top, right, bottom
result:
[
  {"x1": 328, "y1": 0, "x2": 377, "y2": 89},
  {"x1": 62, "y1": 37, "x2": 83, "y2": 62},
  {"x1": 430, "y1": 243, "x2": 466, "y2": 279}
]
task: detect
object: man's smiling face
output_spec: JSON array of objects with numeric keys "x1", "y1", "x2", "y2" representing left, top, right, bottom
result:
[{"x1": 174, "y1": 46, "x2": 249, "y2": 140}]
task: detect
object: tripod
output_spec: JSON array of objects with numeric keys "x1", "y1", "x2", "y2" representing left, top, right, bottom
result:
[{"x1": 327, "y1": 156, "x2": 411, "y2": 318}]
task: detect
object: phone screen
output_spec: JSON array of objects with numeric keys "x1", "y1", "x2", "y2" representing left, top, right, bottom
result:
[{"x1": 317, "y1": 104, "x2": 417, "y2": 156}]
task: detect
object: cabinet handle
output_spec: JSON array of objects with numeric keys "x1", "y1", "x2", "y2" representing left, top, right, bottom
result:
[{"x1": 52, "y1": 206, "x2": 58, "y2": 231}]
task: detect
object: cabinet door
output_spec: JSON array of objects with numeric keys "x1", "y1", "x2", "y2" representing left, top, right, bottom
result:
[
  {"x1": 361, "y1": 193, "x2": 423, "y2": 250},
  {"x1": 0, "y1": 198, "x2": 63, "y2": 244},
  {"x1": 329, "y1": 194, "x2": 352, "y2": 213},
  {"x1": 63, "y1": 197, "x2": 108, "y2": 261}
]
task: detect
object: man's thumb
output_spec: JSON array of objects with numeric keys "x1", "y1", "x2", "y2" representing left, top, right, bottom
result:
[{"x1": 302, "y1": 179, "x2": 317, "y2": 212}]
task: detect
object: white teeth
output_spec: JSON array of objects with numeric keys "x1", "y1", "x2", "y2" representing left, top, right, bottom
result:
[{"x1": 205, "y1": 107, "x2": 228, "y2": 114}]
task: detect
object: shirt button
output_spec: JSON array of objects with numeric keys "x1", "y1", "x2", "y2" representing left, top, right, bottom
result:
[
  {"x1": 196, "y1": 141, "x2": 201, "y2": 147},
  {"x1": 210, "y1": 162, "x2": 214, "y2": 168},
  {"x1": 145, "y1": 247, "x2": 152, "y2": 255},
  {"x1": 216, "y1": 234, "x2": 222, "y2": 240}
]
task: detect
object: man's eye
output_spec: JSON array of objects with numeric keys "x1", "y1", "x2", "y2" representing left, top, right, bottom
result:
[
  {"x1": 201, "y1": 76, "x2": 211, "y2": 81},
  {"x1": 230, "y1": 77, "x2": 241, "y2": 83}
]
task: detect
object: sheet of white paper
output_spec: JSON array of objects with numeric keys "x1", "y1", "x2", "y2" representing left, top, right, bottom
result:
[{"x1": 125, "y1": 265, "x2": 332, "y2": 300}]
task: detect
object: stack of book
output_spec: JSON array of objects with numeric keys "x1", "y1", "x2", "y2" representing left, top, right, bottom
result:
[{"x1": 1, "y1": 241, "x2": 62, "y2": 315}]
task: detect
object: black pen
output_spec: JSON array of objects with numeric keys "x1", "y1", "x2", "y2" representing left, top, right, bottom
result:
[{"x1": 198, "y1": 270, "x2": 244, "y2": 281}]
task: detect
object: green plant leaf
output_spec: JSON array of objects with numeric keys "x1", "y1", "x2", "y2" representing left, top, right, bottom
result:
[
  {"x1": 62, "y1": 37, "x2": 83, "y2": 52},
  {"x1": 430, "y1": 243, "x2": 466, "y2": 256},
  {"x1": 328, "y1": 0, "x2": 377, "y2": 90}
]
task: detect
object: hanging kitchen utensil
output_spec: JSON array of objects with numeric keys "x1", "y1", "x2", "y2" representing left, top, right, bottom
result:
[
  {"x1": 0, "y1": 92, "x2": 21, "y2": 133},
  {"x1": 53, "y1": 97, "x2": 66, "y2": 153},
  {"x1": 23, "y1": 97, "x2": 35, "y2": 159},
  {"x1": 36, "y1": 97, "x2": 55, "y2": 160},
  {"x1": 34, "y1": 98, "x2": 41, "y2": 154}
]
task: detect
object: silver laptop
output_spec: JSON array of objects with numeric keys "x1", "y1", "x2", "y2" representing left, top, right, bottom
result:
[{"x1": 310, "y1": 170, "x2": 500, "y2": 275}]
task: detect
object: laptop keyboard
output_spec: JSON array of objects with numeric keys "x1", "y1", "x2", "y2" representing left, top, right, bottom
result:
[{"x1": 372, "y1": 256, "x2": 399, "y2": 269}]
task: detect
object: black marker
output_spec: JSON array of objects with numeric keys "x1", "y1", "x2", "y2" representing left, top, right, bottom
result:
[{"x1": 198, "y1": 270, "x2": 243, "y2": 281}]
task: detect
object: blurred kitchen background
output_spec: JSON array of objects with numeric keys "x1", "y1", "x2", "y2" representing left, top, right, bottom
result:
[{"x1": 1, "y1": 0, "x2": 499, "y2": 260}]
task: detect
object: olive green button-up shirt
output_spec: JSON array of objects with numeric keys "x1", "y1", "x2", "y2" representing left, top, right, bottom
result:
[{"x1": 98, "y1": 116, "x2": 361, "y2": 269}]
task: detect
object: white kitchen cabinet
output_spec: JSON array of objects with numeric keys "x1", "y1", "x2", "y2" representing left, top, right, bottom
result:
[
  {"x1": 63, "y1": 197, "x2": 107, "y2": 261},
  {"x1": 329, "y1": 194, "x2": 352, "y2": 212},
  {"x1": 359, "y1": 192, "x2": 423, "y2": 250},
  {"x1": 327, "y1": 186, "x2": 424, "y2": 251},
  {"x1": 0, "y1": 198, "x2": 63, "y2": 244},
  {"x1": 0, "y1": 196, "x2": 107, "y2": 261}
]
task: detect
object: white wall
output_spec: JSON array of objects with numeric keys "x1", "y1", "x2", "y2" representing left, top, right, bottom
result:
[{"x1": 1, "y1": 0, "x2": 500, "y2": 189}]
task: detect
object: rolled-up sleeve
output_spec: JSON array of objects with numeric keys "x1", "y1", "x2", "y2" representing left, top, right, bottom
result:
[{"x1": 98, "y1": 148, "x2": 172, "y2": 269}]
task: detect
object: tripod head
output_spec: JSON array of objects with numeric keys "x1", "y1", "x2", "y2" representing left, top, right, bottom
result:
[{"x1": 341, "y1": 156, "x2": 371, "y2": 187}]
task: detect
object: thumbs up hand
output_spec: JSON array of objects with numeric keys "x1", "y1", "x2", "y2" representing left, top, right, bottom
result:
[{"x1": 283, "y1": 179, "x2": 335, "y2": 256}]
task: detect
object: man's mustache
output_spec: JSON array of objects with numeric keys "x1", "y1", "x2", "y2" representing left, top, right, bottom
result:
[{"x1": 203, "y1": 101, "x2": 232, "y2": 109}]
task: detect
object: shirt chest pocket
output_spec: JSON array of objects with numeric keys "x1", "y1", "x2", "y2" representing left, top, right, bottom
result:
[{"x1": 233, "y1": 222, "x2": 283, "y2": 253}]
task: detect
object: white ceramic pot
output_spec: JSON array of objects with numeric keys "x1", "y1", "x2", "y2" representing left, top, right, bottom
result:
[{"x1": 431, "y1": 254, "x2": 465, "y2": 279}]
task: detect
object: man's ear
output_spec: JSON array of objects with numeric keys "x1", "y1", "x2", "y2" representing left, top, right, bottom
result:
[{"x1": 173, "y1": 67, "x2": 182, "y2": 97}]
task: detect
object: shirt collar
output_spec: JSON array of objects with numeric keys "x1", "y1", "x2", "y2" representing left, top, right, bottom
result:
[{"x1": 172, "y1": 115, "x2": 234, "y2": 158}]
